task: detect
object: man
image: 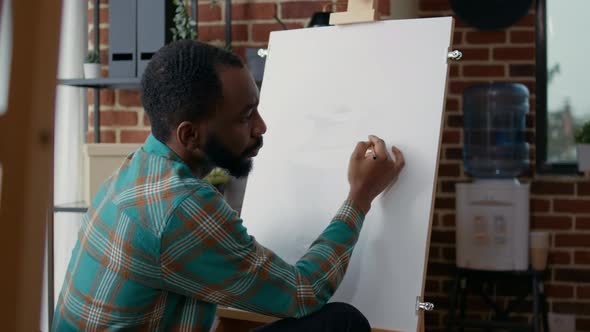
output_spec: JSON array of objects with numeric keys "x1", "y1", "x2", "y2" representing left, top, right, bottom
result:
[{"x1": 52, "y1": 40, "x2": 405, "y2": 331}]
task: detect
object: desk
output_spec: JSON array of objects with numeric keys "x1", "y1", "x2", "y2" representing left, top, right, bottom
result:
[{"x1": 446, "y1": 268, "x2": 549, "y2": 332}]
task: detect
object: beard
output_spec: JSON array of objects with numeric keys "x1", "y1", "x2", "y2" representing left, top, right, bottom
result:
[{"x1": 203, "y1": 133, "x2": 263, "y2": 178}]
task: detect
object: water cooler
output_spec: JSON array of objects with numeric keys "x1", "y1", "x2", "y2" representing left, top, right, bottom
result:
[{"x1": 456, "y1": 83, "x2": 531, "y2": 271}]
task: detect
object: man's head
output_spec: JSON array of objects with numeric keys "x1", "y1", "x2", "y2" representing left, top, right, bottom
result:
[{"x1": 141, "y1": 40, "x2": 266, "y2": 178}]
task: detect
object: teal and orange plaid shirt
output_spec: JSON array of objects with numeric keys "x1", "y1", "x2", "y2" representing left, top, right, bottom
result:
[{"x1": 52, "y1": 134, "x2": 365, "y2": 331}]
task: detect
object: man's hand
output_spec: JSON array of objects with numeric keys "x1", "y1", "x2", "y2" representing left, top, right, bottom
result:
[{"x1": 347, "y1": 135, "x2": 405, "y2": 214}]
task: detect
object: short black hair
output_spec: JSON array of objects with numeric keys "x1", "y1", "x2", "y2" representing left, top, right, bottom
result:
[{"x1": 140, "y1": 40, "x2": 244, "y2": 142}]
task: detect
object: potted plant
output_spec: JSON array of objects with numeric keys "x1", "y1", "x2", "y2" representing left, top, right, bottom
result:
[
  {"x1": 83, "y1": 50, "x2": 101, "y2": 79},
  {"x1": 203, "y1": 167, "x2": 230, "y2": 193},
  {"x1": 575, "y1": 120, "x2": 590, "y2": 172},
  {"x1": 170, "y1": 0, "x2": 197, "y2": 41}
]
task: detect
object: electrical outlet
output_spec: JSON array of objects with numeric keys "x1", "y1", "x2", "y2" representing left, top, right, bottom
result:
[{"x1": 549, "y1": 313, "x2": 575, "y2": 332}]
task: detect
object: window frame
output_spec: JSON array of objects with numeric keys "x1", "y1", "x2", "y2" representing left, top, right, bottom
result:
[{"x1": 535, "y1": 0, "x2": 580, "y2": 174}]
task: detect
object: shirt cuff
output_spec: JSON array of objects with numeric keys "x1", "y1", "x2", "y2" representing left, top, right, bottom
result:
[{"x1": 333, "y1": 199, "x2": 366, "y2": 234}]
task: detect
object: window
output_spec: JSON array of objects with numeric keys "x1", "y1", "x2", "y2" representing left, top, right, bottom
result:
[
  {"x1": 536, "y1": 0, "x2": 590, "y2": 173},
  {"x1": 0, "y1": 0, "x2": 12, "y2": 115}
]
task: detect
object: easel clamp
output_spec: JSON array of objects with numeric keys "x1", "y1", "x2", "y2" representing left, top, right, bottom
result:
[{"x1": 416, "y1": 296, "x2": 434, "y2": 313}]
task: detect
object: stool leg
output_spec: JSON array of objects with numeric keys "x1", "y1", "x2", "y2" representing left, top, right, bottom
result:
[
  {"x1": 541, "y1": 282, "x2": 550, "y2": 332},
  {"x1": 446, "y1": 272, "x2": 460, "y2": 332},
  {"x1": 533, "y1": 273, "x2": 540, "y2": 332},
  {"x1": 459, "y1": 277, "x2": 467, "y2": 332}
]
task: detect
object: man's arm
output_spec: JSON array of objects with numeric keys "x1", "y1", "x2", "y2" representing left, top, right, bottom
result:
[
  {"x1": 160, "y1": 135, "x2": 405, "y2": 318},
  {"x1": 160, "y1": 185, "x2": 365, "y2": 319}
]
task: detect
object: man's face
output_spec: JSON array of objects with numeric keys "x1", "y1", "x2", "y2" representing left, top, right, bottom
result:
[{"x1": 202, "y1": 66, "x2": 266, "y2": 178}]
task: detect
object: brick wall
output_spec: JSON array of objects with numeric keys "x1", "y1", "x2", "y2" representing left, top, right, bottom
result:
[
  {"x1": 420, "y1": 1, "x2": 590, "y2": 331},
  {"x1": 87, "y1": 0, "x2": 390, "y2": 142},
  {"x1": 88, "y1": 0, "x2": 590, "y2": 330}
]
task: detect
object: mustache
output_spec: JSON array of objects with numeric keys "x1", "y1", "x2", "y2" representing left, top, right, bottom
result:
[{"x1": 243, "y1": 137, "x2": 263, "y2": 156}]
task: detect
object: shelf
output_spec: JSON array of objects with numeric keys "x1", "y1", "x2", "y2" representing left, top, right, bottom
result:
[
  {"x1": 58, "y1": 77, "x2": 141, "y2": 89},
  {"x1": 53, "y1": 202, "x2": 88, "y2": 213}
]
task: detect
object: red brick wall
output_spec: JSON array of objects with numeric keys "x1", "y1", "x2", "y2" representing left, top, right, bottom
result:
[
  {"x1": 87, "y1": 0, "x2": 390, "y2": 142},
  {"x1": 421, "y1": 1, "x2": 590, "y2": 331},
  {"x1": 88, "y1": 0, "x2": 590, "y2": 330}
]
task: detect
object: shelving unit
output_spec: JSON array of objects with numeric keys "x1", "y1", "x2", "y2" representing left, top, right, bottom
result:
[
  {"x1": 58, "y1": 0, "x2": 199, "y2": 143},
  {"x1": 58, "y1": 77, "x2": 141, "y2": 89},
  {"x1": 53, "y1": 202, "x2": 89, "y2": 213}
]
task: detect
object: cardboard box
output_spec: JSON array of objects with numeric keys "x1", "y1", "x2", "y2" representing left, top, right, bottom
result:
[{"x1": 83, "y1": 143, "x2": 141, "y2": 204}]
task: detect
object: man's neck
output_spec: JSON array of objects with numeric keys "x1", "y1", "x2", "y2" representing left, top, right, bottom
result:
[{"x1": 167, "y1": 140, "x2": 212, "y2": 179}]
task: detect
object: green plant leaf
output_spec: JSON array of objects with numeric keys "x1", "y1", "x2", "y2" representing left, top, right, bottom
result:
[
  {"x1": 170, "y1": 0, "x2": 197, "y2": 42},
  {"x1": 84, "y1": 50, "x2": 100, "y2": 63},
  {"x1": 575, "y1": 121, "x2": 590, "y2": 144},
  {"x1": 203, "y1": 167, "x2": 230, "y2": 185}
]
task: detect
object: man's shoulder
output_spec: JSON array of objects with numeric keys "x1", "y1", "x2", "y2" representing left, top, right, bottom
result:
[
  {"x1": 106, "y1": 149, "x2": 213, "y2": 219},
  {"x1": 161, "y1": 183, "x2": 235, "y2": 239}
]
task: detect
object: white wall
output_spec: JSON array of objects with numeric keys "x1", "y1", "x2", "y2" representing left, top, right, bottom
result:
[{"x1": 40, "y1": 0, "x2": 87, "y2": 330}]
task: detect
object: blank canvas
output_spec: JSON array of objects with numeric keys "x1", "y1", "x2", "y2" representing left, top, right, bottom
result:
[{"x1": 240, "y1": 17, "x2": 455, "y2": 331}]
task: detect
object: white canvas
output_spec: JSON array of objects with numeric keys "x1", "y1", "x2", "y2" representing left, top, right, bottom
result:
[{"x1": 240, "y1": 17, "x2": 454, "y2": 331}]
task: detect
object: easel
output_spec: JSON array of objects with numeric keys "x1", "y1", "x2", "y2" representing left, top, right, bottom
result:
[
  {"x1": 212, "y1": 0, "x2": 425, "y2": 330},
  {"x1": 329, "y1": 0, "x2": 379, "y2": 25}
]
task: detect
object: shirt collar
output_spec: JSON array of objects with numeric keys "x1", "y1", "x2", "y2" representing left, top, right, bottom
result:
[{"x1": 142, "y1": 134, "x2": 185, "y2": 163}]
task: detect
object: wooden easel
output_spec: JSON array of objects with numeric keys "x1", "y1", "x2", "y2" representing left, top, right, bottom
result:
[
  {"x1": 212, "y1": 307, "x2": 277, "y2": 331},
  {"x1": 213, "y1": 0, "x2": 425, "y2": 330},
  {"x1": 329, "y1": 0, "x2": 379, "y2": 25},
  {"x1": 0, "y1": 0, "x2": 63, "y2": 330}
]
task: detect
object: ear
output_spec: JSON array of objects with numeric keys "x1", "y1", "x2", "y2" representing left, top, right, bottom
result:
[{"x1": 176, "y1": 121, "x2": 203, "y2": 152}]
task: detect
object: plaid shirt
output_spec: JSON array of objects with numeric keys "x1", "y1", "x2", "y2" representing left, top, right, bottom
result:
[{"x1": 52, "y1": 134, "x2": 365, "y2": 332}]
